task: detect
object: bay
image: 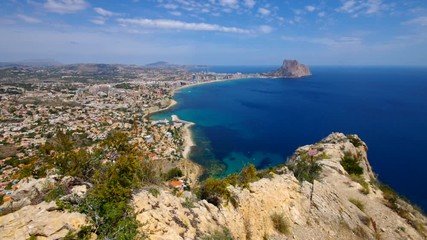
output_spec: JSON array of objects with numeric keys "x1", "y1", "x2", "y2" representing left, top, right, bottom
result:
[{"x1": 153, "y1": 66, "x2": 427, "y2": 211}]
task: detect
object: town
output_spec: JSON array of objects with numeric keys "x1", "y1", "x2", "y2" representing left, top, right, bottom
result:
[{"x1": 0, "y1": 63, "x2": 260, "y2": 197}]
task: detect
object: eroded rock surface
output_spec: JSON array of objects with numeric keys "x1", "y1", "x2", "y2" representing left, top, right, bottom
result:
[{"x1": 133, "y1": 133, "x2": 427, "y2": 240}]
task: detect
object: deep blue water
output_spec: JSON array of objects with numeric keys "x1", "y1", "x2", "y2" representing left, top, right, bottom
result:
[{"x1": 154, "y1": 66, "x2": 427, "y2": 211}]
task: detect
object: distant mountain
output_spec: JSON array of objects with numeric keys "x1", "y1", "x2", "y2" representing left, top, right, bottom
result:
[
  {"x1": 146, "y1": 61, "x2": 172, "y2": 67},
  {"x1": 265, "y1": 59, "x2": 311, "y2": 78}
]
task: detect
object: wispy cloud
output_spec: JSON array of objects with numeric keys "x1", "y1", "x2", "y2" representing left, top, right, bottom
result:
[
  {"x1": 337, "y1": 0, "x2": 389, "y2": 16},
  {"x1": 44, "y1": 0, "x2": 89, "y2": 14},
  {"x1": 91, "y1": 16, "x2": 105, "y2": 25},
  {"x1": 403, "y1": 16, "x2": 427, "y2": 27},
  {"x1": 282, "y1": 35, "x2": 362, "y2": 47},
  {"x1": 16, "y1": 14, "x2": 41, "y2": 24},
  {"x1": 91, "y1": 7, "x2": 117, "y2": 25},
  {"x1": 258, "y1": 8, "x2": 270, "y2": 16},
  {"x1": 94, "y1": 7, "x2": 116, "y2": 17},
  {"x1": 170, "y1": 11, "x2": 182, "y2": 16},
  {"x1": 244, "y1": 0, "x2": 256, "y2": 8},
  {"x1": 305, "y1": 6, "x2": 316, "y2": 12},
  {"x1": 117, "y1": 18, "x2": 251, "y2": 34},
  {"x1": 220, "y1": 0, "x2": 238, "y2": 8},
  {"x1": 258, "y1": 25, "x2": 273, "y2": 33}
]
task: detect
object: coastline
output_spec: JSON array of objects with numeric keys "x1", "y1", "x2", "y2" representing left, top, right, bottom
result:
[
  {"x1": 148, "y1": 76, "x2": 252, "y2": 183},
  {"x1": 173, "y1": 76, "x2": 253, "y2": 93}
]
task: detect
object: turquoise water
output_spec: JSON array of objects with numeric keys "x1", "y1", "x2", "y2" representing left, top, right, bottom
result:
[{"x1": 153, "y1": 66, "x2": 427, "y2": 211}]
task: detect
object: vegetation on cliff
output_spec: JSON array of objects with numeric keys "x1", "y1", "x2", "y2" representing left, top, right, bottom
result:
[{"x1": 13, "y1": 130, "x2": 156, "y2": 239}]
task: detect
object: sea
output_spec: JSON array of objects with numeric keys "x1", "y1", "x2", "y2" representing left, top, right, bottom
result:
[{"x1": 153, "y1": 66, "x2": 427, "y2": 211}]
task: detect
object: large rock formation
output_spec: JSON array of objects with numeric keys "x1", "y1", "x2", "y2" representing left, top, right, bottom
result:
[
  {"x1": 1, "y1": 133, "x2": 426, "y2": 240},
  {"x1": 266, "y1": 59, "x2": 311, "y2": 78},
  {"x1": 0, "y1": 201, "x2": 88, "y2": 239},
  {"x1": 133, "y1": 133, "x2": 427, "y2": 240}
]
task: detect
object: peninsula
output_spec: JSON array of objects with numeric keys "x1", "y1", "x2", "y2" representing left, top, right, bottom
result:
[{"x1": 265, "y1": 59, "x2": 312, "y2": 78}]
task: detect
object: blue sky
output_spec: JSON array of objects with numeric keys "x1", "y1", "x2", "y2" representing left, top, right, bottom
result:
[{"x1": 1, "y1": 0, "x2": 427, "y2": 65}]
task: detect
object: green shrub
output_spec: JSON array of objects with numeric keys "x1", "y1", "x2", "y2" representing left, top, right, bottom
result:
[
  {"x1": 165, "y1": 167, "x2": 183, "y2": 180},
  {"x1": 201, "y1": 227, "x2": 234, "y2": 240},
  {"x1": 148, "y1": 188, "x2": 160, "y2": 197},
  {"x1": 224, "y1": 173, "x2": 239, "y2": 186},
  {"x1": 288, "y1": 159, "x2": 321, "y2": 183},
  {"x1": 44, "y1": 184, "x2": 67, "y2": 202},
  {"x1": 199, "y1": 178, "x2": 233, "y2": 207},
  {"x1": 347, "y1": 135, "x2": 363, "y2": 147},
  {"x1": 341, "y1": 153, "x2": 363, "y2": 175},
  {"x1": 238, "y1": 164, "x2": 258, "y2": 188},
  {"x1": 64, "y1": 226, "x2": 92, "y2": 240},
  {"x1": 271, "y1": 212, "x2": 290, "y2": 235}
]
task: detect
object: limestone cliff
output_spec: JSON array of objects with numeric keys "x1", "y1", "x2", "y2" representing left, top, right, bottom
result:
[
  {"x1": 266, "y1": 59, "x2": 311, "y2": 78},
  {"x1": 1, "y1": 133, "x2": 426, "y2": 240},
  {"x1": 133, "y1": 133, "x2": 426, "y2": 240}
]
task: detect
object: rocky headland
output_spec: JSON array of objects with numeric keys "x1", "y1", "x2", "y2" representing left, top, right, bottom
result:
[
  {"x1": 265, "y1": 59, "x2": 312, "y2": 78},
  {"x1": 1, "y1": 133, "x2": 426, "y2": 239}
]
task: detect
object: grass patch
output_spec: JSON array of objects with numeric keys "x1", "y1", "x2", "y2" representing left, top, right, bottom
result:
[
  {"x1": 201, "y1": 227, "x2": 234, "y2": 240},
  {"x1": 271, "y1": 212, "x2": 290, "y2": 235},
  {"x1": 182, "y1": 197, "x2": 195, "y2": 208},
  {"x1": 350, "y1": 174, "x2": 370, "y2": 195},
  {"x1": 349, "y1": 198, "x2": 365, "y2": 212}
]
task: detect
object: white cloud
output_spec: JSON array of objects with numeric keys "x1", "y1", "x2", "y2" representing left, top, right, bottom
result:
[
  {"x1": 305, "y1": 5, "x2": 316, "y2": 12},
  {"x1": 403, "y1": 16, "x2": 427, "y2": 27},
  {"x1": 258, "y1": 25, "x2": 273, "y2": 34},
  {"x1": 318, "y1": 11, "x2": 325, "y2": 17},
  {"x1": 258, "y1": 8, "x2": 270, "y2": 16},
  {"x1": 337, "y1": 0, "x2": 389, "y2": 16},
  {"x1": 162, "y1": 4, "x2": 178, "y2": 10},
  {"x1": 244, "y1": 0, "x2": 256, "y2": 8},
  {"x1": 94, "y1": 7, "x2": 115, "y2": 17},
  {"x1": 91, "y1": 16, "x2": 105, "y2": 25},
  {"x1": 44, "y1": 0, "x2": 89, "y2": 14},
  {"x1": 16, "y1": 14, "x2": 41, "y2": 24},
  {"x1": 282, "y1": 35, "x2": 362, "y2": 47},
  {"x1": 170, "y1": 11, "x2": 182, "y2": 16},
  {"x1": 117, "y1": 18, "x2": 251, "y2": 34},
  {"x1": 220, "y1": 0, "x2": 238, "y2": 8}
]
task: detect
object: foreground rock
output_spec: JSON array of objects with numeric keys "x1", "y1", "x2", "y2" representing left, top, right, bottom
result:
[
  {"x1": 0, "y1": 201, "x2": 88, "y2": 239},
  {"x1": 133, "y1": 133, "x2": 427, "y2": 240},
  {"x1": 265, "y1": 59, "x2": 311, "y2": 78}
]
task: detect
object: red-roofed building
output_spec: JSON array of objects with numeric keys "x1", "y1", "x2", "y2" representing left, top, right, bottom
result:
[{"x1": 169, "y1": 180, "x2": 185, "y2": 190}]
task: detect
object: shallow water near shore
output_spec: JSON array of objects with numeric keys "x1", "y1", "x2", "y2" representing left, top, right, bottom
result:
[{"x1": 153, "y1": 66, "x2": 427, "y2": 211}]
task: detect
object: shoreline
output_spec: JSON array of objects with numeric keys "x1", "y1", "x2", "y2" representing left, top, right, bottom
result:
[
  {"x1": 149, "y1": 76, "x2": 253, "y2": 182},
  {"x1": 173, "y1": 76, "x2": 253, "y2": 93}
]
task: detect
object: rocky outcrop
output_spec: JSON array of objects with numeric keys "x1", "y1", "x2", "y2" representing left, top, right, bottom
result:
[
  {"x1": 266, "y1": 59, "x2": 311, "y2": 78},
  {"x1": 1, "y1": 173, "x2": 89, "y2": 211},
  {"x1": 1, "y1": 133, "x2": 426, "y2": 240},
  {"x1": 133, "y1": 133, "x2": 427, "y2": 240},
  {"x1": 0, "y1": 201, "x2": 88, "y2": 239}
]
